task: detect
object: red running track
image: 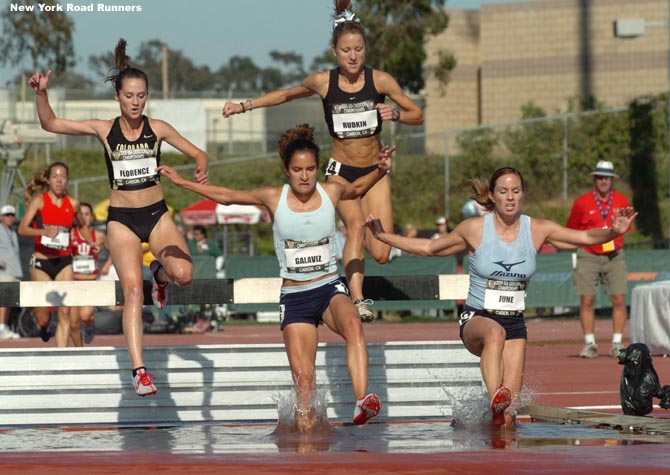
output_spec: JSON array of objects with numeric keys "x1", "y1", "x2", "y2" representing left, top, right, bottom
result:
[{"x1": 1, "y1": 317, "x2": 670, "y2": 474}]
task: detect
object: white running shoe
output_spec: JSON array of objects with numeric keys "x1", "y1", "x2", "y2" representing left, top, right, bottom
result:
[{"x1": 354, "y1": 299, "x2": 375, "y2": 323}]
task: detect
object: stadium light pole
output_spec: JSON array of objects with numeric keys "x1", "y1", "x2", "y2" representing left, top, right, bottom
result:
[{"x1": 614, "y1": 4, "x2": 670, "y2": 246}]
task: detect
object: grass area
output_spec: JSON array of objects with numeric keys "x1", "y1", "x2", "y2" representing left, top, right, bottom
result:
[{"x1": 3, "y1": 147, "x2": 661, "y2": 254}]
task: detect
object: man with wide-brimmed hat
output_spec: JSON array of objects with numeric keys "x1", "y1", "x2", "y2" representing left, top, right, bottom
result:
[{"x1": 566, "y1": 161, "x2": 631, "y2": 359}]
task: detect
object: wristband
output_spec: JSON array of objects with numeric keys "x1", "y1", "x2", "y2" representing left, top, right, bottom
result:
[
  {"x1": 240, "y1": 102, "x2": 247, "y2": 113},
  {"x1": 391, "y1": 108, "x2": 401, "y2": 122}
]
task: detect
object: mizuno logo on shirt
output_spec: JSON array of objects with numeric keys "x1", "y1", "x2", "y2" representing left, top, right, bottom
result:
[{"x1": 490, "y1": 260, "x2": 527, "y2": 278}]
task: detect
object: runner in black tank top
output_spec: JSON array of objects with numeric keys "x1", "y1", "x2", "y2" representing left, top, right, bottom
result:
[{"x1": 30, "y1": 38, "x2": 210, "y2": 397}]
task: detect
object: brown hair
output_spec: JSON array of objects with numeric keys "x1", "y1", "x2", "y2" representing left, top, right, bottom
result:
[
  {"x1": 79, "y1": 202, "x2": 93, "y2": 214},
  {"x1": 277, "y1": 124, "x2": 320, "y2": 168},
  {"x1": 469, "y1": 167, "x2": 525, "y2": 212},
  {"x1": 104, "y1": 38, "x2": 149, "y2": 93},
  {"x1": 331, "y1": 0, "x2": 367, "y2": 48},
  {"x1": 24, "y1": 162, "x2": 69, "y2": 204}
]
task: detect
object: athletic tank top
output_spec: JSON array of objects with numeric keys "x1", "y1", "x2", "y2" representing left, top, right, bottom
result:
[
  {"x1": 322, "y1": 67, "x2": 386, "y2": 139},
  {"x1": 72, "y1": 227, "x2": 99, "y2": 275},
  {"x1": 102, "y1": 116, "x2": 161, "y2": 191},
  {"x1": 466, "y1": 213, "x2": 537, "y2": 315},
  {"x1": 33, "y1": 192, "x2": 75, "y2": 256},
  {"x1": 272, "y1": 183, "x2": 338, "y2": 281}
]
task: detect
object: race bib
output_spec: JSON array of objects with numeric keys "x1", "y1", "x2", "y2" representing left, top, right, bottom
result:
[
  {"x1": 112, "y1": 156, "x2": 158, "y2": 182},
  {"x1": 73, "y1": 255, "x2": 96, "y2": 274},
  {"x1": 325, "y1": 158, "x2": 341, "y2": 176},
  {"x1": 40, "y1": 227, "x2": 70, "y2": 250},
  {"x1": 284, "y1": 238, "x2": 330, "y2": 273},
  {"x1": 331, "y1": 100, "x2": 378, "y2": 139},
  {"x1": 484, "y1": 280, "x2": 526, "y2": 314}
]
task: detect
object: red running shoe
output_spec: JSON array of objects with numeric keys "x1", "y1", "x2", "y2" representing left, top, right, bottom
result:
[
  {"x1": 490, "y1": 384, "x2": 512, "y2": 426},
  {"x1": 353, "y1": 393, "x2": 381, "y2": 425},
  {"x1": 150, "y1": 260, "x2": 168, "y2": 309},
  {"x1": 132, "y1": 368, "x2": 157, "y2": 397}
]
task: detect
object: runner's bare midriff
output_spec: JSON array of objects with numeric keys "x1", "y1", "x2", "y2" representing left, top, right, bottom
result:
[
  {"x1": 109, "y1": 186, "x2": 165, "y2": 208},
  {"x1": 332, "y1": 135, "x2": 381, "y2": 167},
  {"x1": 282, "y1": 272, "x2": 339, "y2": 288}
]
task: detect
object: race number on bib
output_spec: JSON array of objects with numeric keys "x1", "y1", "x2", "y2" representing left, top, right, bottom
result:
[
  {"x1": 284, "y1": 238, "x2": 330, "y2": 273},
  {"x1": 484, "y1": 280, "x2": 526, "y2": 314},
  {"x1": 40, "y1": 227, "x2": 70, "y2": 250},
  {"x1": 73, "y1": 255, "x2": 96, "y2": 274}
]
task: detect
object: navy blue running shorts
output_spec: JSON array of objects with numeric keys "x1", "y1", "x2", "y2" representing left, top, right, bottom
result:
[{"x1": 279, "y1": 277, "x2": 350, "y2": 330}]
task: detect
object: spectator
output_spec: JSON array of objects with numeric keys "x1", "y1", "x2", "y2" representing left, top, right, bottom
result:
[
  {"x1": 403, "y1": 223, "x2": 418, "y2": 238},
  {"x1": 566, "y1": 160, "x2": 632, "y2": 359},
  {"x1": 187, "y1": 225, "x2": 222, "y2": 257},
  {"x1": 0, "y1": 205, "x2": 21, "y2": 339},
  {"x1": 432, "y1": 216, "x2": 449, "y2": 240}
]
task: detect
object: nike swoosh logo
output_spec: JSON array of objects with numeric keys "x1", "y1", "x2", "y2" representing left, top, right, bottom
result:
[
  {"x1": 349, "y1": 97, "x2": 356, "y2": 100},
  {"x1": 151, "y1": 210, "x2": 160, "y2": 216},
  {"x1": 143, "y1": 134, "x2": 154, "y2": 139}
]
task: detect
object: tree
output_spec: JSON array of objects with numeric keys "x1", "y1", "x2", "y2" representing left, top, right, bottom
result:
[
  {"x1": 268, "y1": 50, "x2": 305, "y2": 85},
  {"x1": 353, "y1": 0, "x2": 453, "y2": 93},
  {"x1": 0, "y1": 0, "x2": 75, "y2": 73},
  {"x1": 215, "y1": 56, "x2": 261, "y2": 93}
]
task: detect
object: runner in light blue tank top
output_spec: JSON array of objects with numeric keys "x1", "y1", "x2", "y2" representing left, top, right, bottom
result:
[
  {"x1": 273, "y1": 183, "x2": 338, "y2": 282},
  {"x1": 364, "y1": 166, "x2": 636, "y2": 428},
  {"x1": 158, "y1": 124, "x2": 396, "y2": 431},
  {"x1": 466, "y1": 213, "x2": 537, "y2": 315}
]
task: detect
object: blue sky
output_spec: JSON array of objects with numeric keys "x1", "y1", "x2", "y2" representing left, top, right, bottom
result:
[{"x1": 0, "y1": 0, "x2": 532, "y2": 83}]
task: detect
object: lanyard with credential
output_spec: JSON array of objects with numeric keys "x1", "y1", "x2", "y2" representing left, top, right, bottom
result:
[{"x1": 593, "y1": 190, "x2": 613, "y2": 226}]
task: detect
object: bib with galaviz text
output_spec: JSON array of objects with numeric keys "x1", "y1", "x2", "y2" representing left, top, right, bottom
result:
[
  {"x1": 103, "y1": 116, "x2": 162, "y2": 191},
  {"x1": 283, "y1": 238, "x2": 330, "y2": 274},
  {"x1": 272, "y1": 183, "x2": 338, "y2": 282}
]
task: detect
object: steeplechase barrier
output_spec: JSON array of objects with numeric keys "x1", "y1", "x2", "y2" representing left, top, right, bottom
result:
[
  {"x1": 0, "y1": 275, "x2": 470, "y2": 307},
  {"x1": 0, "y1": 275, "x2": 485, "y2": 428}
]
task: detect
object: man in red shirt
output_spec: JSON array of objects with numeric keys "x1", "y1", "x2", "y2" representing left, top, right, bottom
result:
[{"x1": 566, "y1": 161, "x2": 631, "y2": 359}]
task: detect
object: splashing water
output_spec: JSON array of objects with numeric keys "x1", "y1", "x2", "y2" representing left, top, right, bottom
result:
[{"x1": 271, "y1": 388, "x2": 338, "y2": 435}]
